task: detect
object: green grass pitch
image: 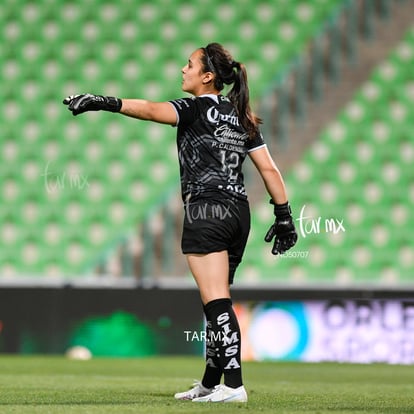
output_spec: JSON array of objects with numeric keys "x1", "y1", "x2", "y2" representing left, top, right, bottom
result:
[{"x1": 0, "y1": 355, "x2": 413, "y2": 413}]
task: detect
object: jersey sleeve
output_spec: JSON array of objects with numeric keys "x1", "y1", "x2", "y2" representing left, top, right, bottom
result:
[
  {"x1": 247, "y1": 130, "x2": 266, "y2": 152},
  {"x1": 168, "y1": 97, "x2": 200, "y2": 126}
]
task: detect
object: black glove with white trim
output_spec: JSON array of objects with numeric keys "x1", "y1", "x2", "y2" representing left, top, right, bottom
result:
[
  {"x1": 63, "y1": 94, "x2": 122, "y2": 116},
  {"x1": 265, "y1": 200, "x2": 298, "y2": 255}
]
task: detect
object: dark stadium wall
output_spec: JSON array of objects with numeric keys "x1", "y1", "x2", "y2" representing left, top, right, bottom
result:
[{"x1": 1, "y1": 286, "x2": 414, "y2": 360}]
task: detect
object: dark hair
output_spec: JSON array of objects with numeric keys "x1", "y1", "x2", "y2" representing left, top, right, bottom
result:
[{"x1": 201, "y1": 43, "x2": 262, "y2": 138}]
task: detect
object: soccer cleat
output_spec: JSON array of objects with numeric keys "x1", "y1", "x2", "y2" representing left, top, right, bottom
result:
[
  {"x1": 174, "y1": 380, "x2": 213, "y2": 401},
  {"x1": 192, "y1": 384, "x2": 248, "y2": 403}
]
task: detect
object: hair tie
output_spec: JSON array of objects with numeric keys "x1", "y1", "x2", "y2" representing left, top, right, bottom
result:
[{"x1": 232, "y1": 61, "x2": 240, "y2": 70}]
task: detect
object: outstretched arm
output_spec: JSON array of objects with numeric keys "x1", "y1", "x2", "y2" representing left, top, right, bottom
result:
[
  {"x1": 63, "y1": 94, "x2": 177, "y2": 126},
  {"x1": 120, "y1": 99, "x2": 177, "y2": 125}
]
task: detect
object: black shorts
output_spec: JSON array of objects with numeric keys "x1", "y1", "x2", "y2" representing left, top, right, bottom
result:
[{"x1": 181, "y1": 196, "x2": 250, "y2": 284}]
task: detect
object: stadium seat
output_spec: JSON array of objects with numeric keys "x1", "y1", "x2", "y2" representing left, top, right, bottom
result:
[
  {"x1": 239, "y1": 24, "x2": 414, "y2": 284},
  {"x1": 0, "y1": 0, "x2": 358, "y2": 277}
]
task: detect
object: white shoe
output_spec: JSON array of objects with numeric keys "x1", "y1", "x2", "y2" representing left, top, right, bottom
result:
[
  {"x1": 174, "y1": 380, "x2": 213, "y2": 400},
  {"x1": 192, "y1": 384, "x2": 248, "y2": 403}
]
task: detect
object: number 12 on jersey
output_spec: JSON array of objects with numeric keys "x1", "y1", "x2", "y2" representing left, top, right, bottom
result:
[{"x1": 219, "y1": 149, "x2": 240, "y2": 182}]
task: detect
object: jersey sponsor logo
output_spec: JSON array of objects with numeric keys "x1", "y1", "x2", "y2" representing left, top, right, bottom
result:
[
  {"x1": 214, "y1": 124, "x2": 247, "y2": 142},
  {"x1": 207, "y1": 106, "x2": 239, "y2": 126},
  {"x1": 219, "y1": 184, "x2": 246, "y2": 196}
]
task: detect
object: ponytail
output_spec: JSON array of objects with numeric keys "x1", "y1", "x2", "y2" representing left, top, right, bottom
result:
[
  {"x1": 227, "y1": 62, "x2": 262, "y2": 139},
  {"x1": 201, "y1": 43, "x2": 262, "y2": 139}
]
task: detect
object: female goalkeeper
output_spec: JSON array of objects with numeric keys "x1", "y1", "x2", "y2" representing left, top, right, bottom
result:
[{"x1": 63, "y1": 42, "x2": 297, "y2": 403}]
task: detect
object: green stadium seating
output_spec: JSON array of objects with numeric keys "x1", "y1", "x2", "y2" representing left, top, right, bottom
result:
[
  {"x1": 238, "y1": 25, "x2": 414, "y2": 284},
  {"x1": 0, "y1": 0, "x2": 351, "y2": 277}
]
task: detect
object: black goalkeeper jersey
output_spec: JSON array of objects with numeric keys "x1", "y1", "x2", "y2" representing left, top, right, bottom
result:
[{"x1": 169, "y1": 94, "x2": 265, "y2": 201}]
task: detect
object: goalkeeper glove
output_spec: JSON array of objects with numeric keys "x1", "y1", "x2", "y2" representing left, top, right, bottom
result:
[
  {"x1": 264, "y1": 200, "x2": 298, "y2": 255},
  {"x1": 63, "y1": 94, "x2": 122, "y2": 116}
]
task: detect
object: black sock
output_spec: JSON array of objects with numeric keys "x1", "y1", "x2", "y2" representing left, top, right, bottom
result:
[
  {"x1": 201, "y1": 304, "x2": 222, "y2": 388},
  {"x1": 202, "y1": 298, "x2": 243, "y2": 389}
]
